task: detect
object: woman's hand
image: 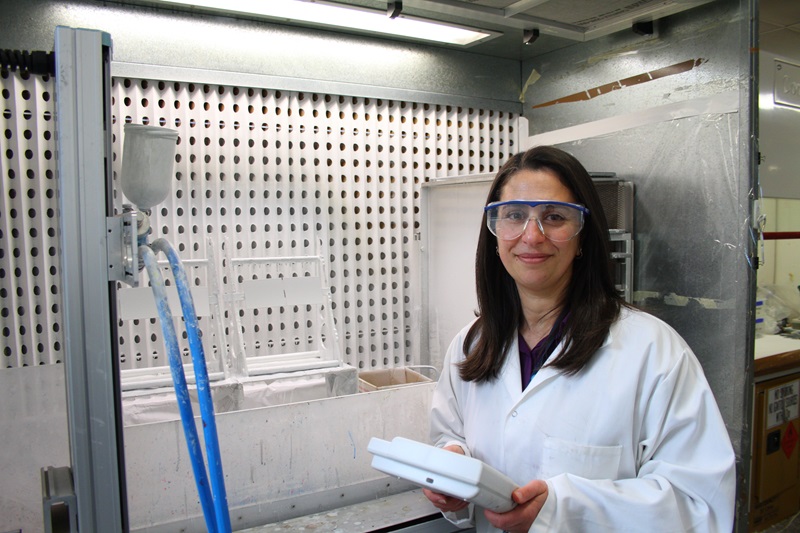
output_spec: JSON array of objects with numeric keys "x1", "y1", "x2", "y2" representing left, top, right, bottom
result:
[
  {"x1": 483, "y1": 479, "x2": 548, "y2": 533},
  {"x1": 421, "y1": 445, "x2": 470, "y2": 513}
]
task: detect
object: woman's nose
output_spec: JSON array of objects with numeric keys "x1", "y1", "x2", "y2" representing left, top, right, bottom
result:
[{"x1": 521, "y1": 217, "x2": 547, "y2": 243}]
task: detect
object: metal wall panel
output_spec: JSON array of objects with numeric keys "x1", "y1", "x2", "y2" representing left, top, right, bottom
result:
[
  {"x1": 759, "y1": 29, "x2": 800, "y2": 199},
  {"x1": 522, "y1": 1, "x2": 755, "y2": 528}
]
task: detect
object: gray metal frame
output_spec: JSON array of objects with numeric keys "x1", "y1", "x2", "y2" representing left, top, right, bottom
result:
[{"x1": 55, "y1": 26, "x2": 126, "y2": 532}]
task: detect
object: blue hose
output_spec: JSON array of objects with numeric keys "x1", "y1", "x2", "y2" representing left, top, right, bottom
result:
[
  {"x1": 139, "y1": 245, "x2": 218, "y2": 533},
  {"x1": 150, "y1": 238, "x2": 232, "y2": 533}
]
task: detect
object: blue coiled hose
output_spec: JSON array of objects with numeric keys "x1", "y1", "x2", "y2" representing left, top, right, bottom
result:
[{"x1": 139, "y1": 241, "x2": 231, "y2": 533}]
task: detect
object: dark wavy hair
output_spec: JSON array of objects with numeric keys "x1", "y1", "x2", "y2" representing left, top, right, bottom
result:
[{"x1": 458, "y1": 145, "x2": 625, "y2": 382}]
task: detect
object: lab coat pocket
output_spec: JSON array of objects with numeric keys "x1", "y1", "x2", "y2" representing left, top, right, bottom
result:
[{"x1": 540, "y1": 436, "x2": 622, "y2": 480}]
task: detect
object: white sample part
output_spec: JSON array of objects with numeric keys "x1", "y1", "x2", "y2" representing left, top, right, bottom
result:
[
  {"x1": 368, "y1": 436, "x2": 518, "y2": 512},
  {"x1": 120, "y1": 124, "x2": 179, "y2": 209}
]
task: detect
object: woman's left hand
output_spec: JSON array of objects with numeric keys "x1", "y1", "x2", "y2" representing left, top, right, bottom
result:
[{"x1": 483, "y1": 479, "x2": 548, "y2": 533}]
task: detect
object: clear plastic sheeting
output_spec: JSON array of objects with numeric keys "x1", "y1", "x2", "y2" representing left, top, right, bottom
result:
[
  {"x1": 757, "y1": 284, "x2": 800, "y2": 337},
  {"x1": 520, "y1": 0, "x2": 754, "y2": 499},
  {"x1": 553, "y1": 107, "x2": 751, "y2": 449}
]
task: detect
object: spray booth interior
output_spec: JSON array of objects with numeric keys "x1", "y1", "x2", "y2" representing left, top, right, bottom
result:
[{"x1": 0, "y1": 0, "x2": 785, "y2": 531}]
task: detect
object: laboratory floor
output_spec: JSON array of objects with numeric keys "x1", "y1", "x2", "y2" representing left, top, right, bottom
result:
[
  {"x1": 760, "y1": 512, "x2": 800, "y2": 533},
  {"x1": 242, "y1": 490, "x2": 464, "y2": 533}
]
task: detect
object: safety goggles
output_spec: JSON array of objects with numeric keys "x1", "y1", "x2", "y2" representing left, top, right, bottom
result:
[{"x1": 484, "y1": 200, "x2": 589, "y2": 242}]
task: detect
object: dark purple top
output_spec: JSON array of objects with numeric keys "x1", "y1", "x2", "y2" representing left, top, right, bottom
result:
[{"x1": 519, "y1": 316, "x2": 567, "y2": 390}]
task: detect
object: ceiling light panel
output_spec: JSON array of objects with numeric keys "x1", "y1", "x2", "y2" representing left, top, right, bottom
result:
[{"x1": 152, "y1": 0, "x2": 499, "y2": 46}]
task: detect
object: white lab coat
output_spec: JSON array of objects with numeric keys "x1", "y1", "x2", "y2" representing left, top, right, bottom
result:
[{"x1": 430, "y1": 307, "x2": 735, "y2": 532}]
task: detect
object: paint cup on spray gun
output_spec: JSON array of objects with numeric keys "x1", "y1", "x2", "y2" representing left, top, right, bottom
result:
[{"x1": 120, "y1": 124, "x2": 179, "y2": 211}]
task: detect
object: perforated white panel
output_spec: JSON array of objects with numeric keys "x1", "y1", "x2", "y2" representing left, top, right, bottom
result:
[
  {"x1": 1, "y1": 68, "x2": 517, "y2": 373},
  {"x1": 0, "y1": 69, "x2": 61, "y2": 368}
]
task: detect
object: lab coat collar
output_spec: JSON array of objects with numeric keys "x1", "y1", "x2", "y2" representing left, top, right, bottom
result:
[
  {"x1": 502, "y1": 325, "x2": 614, "y2": 402},
  {"x1": 500, "y1": 335, "x2": 560, "y2": 401}
]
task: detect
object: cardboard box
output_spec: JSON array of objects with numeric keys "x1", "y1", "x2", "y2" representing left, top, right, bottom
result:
[
  {"x1": 358, "y1": 368, "x2": 432, "y2": 392},
  {"x1": 750, "y1": 374, "x2": 800, "y2": 531}
]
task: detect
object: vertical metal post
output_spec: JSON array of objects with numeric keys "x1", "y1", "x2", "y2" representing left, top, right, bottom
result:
[
  {"x1": 737, "y1": 0, "x2": 759, "y2": 528},
  {"x1": 55, "y1": 26, "x2": 127, "y2": 532}
]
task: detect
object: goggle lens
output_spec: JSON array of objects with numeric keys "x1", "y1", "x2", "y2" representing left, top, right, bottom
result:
[{"x1": 485, "y1": 201, "x2": 587, "y2": 242}]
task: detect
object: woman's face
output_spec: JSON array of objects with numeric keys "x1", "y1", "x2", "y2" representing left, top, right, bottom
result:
[{"x1": 496, "y1": 168, "x2": 581, "y2": 300}]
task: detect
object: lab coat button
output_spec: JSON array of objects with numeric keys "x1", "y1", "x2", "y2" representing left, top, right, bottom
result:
[{"x1": 511, "y1": 411, "x2": 518, "y2": 417}]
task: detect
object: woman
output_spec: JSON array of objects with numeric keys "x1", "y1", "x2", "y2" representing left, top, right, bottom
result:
[{"x1": 424, "y1": 146, "x2": 735, "y2": 532}]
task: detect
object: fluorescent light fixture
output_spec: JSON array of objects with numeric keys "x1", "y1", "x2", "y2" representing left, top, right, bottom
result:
[{"x1": 153, "y1": 0, "x2": 497, "y2": 46}]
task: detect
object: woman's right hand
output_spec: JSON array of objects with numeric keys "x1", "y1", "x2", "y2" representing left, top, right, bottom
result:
[{"x1": 421, "y1": 444, "x2": 470, "y2": 513}]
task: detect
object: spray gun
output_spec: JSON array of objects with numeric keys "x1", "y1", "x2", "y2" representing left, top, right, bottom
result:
[
  {"x1": 113, "y1": 124, "x2": 232, "y2": 533},
  {"x1": 107, "y1": 124, "x2": 178, "y2": 286}
]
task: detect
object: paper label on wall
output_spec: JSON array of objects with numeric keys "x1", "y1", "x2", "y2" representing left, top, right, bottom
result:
[{"x1": 766, "y1": 380, "x2": 800, "y2": 430}]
